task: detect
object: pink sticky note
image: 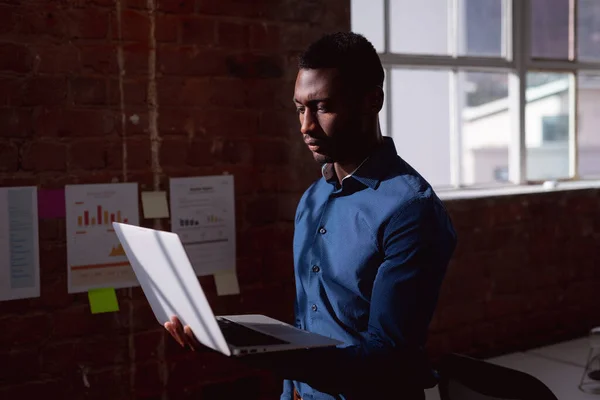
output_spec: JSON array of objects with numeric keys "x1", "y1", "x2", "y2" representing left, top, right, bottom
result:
[{"x1": 38, "y1": 189, "x2": 66, "y2": 219}]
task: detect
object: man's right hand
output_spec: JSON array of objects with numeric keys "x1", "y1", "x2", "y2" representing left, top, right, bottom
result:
[{"x1": 164, "y1": 315, "x2": 203, "y2": 351}]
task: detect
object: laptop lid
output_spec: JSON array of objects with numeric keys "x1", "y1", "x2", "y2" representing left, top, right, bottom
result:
[{"x1": 112, "y1": 222, "x2": 231, "y2": 356}]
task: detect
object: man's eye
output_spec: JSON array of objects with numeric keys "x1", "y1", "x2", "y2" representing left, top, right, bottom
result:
[
  {"x1": 317, "y1": 106, "x2": 328, "y2": 113},
  {"x1": 296, "y1": 107, "x2": 305, "y2": 114}
]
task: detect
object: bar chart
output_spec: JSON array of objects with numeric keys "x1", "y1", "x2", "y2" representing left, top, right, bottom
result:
[{"x1": 76, "y1": 204, "x2": 129, "y2": 228}]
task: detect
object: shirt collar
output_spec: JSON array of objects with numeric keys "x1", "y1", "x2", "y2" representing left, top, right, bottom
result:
[{"x1": 320, "y1": 137, "x2": 398, "y2": 190}]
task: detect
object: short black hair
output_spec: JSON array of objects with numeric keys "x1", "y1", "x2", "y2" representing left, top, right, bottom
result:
[{"x1": 298, "y1": 32, "x2": 384, "y2": 94}]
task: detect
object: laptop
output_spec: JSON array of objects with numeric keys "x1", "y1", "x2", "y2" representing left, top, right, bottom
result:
[{"x1": 112, "y1": 222, "x2": 342, "y2": 357}]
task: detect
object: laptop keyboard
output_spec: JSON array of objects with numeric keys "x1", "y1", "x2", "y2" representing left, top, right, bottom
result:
[{"x1": 217, "y1": 319, "x2": 289, "y2": 347}]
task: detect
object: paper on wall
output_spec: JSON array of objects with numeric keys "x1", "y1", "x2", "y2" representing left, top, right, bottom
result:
[
  {"x1": 0, "y1": 187, "x2": 40, "y2": 301},
  {"x1": 169, "y1": 176, "x2": 236, "y2": 276},
  {"x1": 66, "y1": 183, "x2": 140, "y2": 293},
  {"x1": 141, "y1": 191, "x2": 170, "y2": 219}
]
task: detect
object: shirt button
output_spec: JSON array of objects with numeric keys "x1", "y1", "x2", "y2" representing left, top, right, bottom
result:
[
  {"x1": 311, "y1": 304, "x2": 318, "y2": 312},
  {"x1": 319, "y1": 227, "x2": 327, "y2": 234},
  {"x1": 312, "y1": 265, "x2": 320, "y2": 273}
]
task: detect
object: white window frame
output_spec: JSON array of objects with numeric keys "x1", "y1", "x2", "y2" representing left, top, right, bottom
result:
[{"x1": 377, "y1": 0, "x2": 600, "y2": 192}]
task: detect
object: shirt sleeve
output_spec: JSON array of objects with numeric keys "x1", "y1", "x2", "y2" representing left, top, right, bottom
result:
[{"x1": 252, "y1": 196, "x2": 457, "y2": 397}]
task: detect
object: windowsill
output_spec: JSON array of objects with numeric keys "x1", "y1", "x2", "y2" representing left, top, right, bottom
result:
[{"x1": 437, "y1": 179, "x2": 600, "y2": 201}]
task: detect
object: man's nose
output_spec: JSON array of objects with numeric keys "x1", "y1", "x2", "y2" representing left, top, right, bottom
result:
[{"x1": 300, "y1": 110, "x2": 316, "y2": 135}]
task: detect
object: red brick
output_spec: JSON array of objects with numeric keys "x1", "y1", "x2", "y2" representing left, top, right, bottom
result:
[
  {"x1": 71, "y1": 77, "x2": 108, "y2": 105},
  {"x1": 69, "y1": 139, "x2": 107, "y2": 170},
  {"x1": 123, "y1": 43, "x2": 150, "y2": 75},
  {"x1": 21, "y1": 141, "x2": 67, "y2": 172},
  {"x1": 0, "y1": 78, "x2": 21, "y2": 106},
  {"x1": 245, "y1": 196, "x2": 279, "y2": 226},
  {"x1": 21, "y1": 77, "x2": 67, "y2": 106},
  {"x1": 112, "y1": 9, "x2": 149, "y2": 42},
  {"x1": 158, "y1": 0, "x2": 195, "y2": 13},
  {"x1": 259, "y1": 110, "x2": 297, "y2": 139},
  {"x1": 156, "y1": 14, "x2": 179, "y2": 42},
  {"x1": 134, "y1": 329, "x2": 164, "y2": 362},
  {"x1": 0, "y1": 43, "x2": 32, "y2": 73},
  {"x1": 181, "y1": 17, "x2": 216, "y2": 45},
  {"x1": 217, "y1": 21, "x2": 250, "y2": 49},
  {"x1": 158, "y1": 45, "x2": 227, "y2": 76},
  {"x1": 0, "y1": 141, "x2": 19, "y2": 172},
  {"x1": 134, "y1": 361, "x2": 164, "y2": 396},
  {"x1": 0, "y1": 5, "x2": 18, "y2": 34},
  {"x1": 160, "y1": 137, "x2": 190, "y2": 169},
  {"x1": 39, "y1": 243, "x2": 67, "y2": 275},
  {"x1": 0, "y1": 349, "x2": 41, "y2": 383},
  {"x1": 0, "y1": 314, "x2": 52, "y2": 347},
  {"x1": 243, "y1": 79, "x2": 294, "y2": 110},
  {"x1": 80, "y1": 44, "x2": 118, "y2": 74},
  {"x1": 250, "y1": 23, "x2": 282, "y2": 50},
  {"x1": 196, "y1": 108, "x2": 260, "y2": 138},
  {"x1": 253, "y1": 140, "x2": 290, "y2": 166},
  {"x1": 437, "y1": 302, "x2": 485, "y2": 331},
  {"x1": 38, "y1": 220, "x2": 60, "y2": 241},
  {"x1": 109, "y1": 78, "x2": 148, "y2": 106},
  {"x1": 67, "y1": 8, "x2": 109, "y2": 39},
  {"x1": 157, "y1": 77, "x2": 210, "y2": 106},
  {"x1": 125, "y1": 138, "x2": 152, "y2": 170},
  {"x1": 34, "y1": 108, "x2": 116, "y2": 138},
  {"x1": 42, "y1": 336, "x2": 128, "y2": 374},
  {"x1": 40, "y1": 276, "x2": 73, "y2": 309},
  {"x1": 53, "y1": 305, "x2": 124, "y2": 338},
  {"x1": 33, "y1": 45, "x2": 81, "y2": 74},
  {"x1": 0, "y1": 380, "x2": 67, "y2": 399},
  {"x1": 80, "y1": 368, "x2": 131, "y2": 399},
  {"x1": 19, "y1": 6, "x2": 68, "y2": 38},
  {"x1": 226, "y1": 53, "x2": 285, "y2": 79}
]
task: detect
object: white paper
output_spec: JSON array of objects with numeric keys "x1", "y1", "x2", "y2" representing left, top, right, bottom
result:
[
  {"x1": 169, "y1": 176, "x2": 236, "y2": 276},
  {"x1": 214, "y1": 269, "x2": 240, "y2": 296},
  {"x1": 0, "y1": 187, "x2": 40, "y2": 301},
  {"x1": 66, "y1": 183, "x2": 140, "y2": 293}
]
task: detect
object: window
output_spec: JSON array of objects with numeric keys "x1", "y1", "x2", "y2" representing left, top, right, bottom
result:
[{"x1": 353, "y1": 0, "x2": 600, "y2": 189}]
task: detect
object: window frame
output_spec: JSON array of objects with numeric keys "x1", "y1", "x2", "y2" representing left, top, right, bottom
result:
[{"x1": 375, "y1": 0, "x2": 600, "y2": 190}]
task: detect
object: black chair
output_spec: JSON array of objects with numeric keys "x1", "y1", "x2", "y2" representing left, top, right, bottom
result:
[{"x1": 437, "y1": 353, "x2": 559, "y2": 400}]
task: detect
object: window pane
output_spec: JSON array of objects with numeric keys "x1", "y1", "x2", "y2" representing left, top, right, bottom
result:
[
  {"x1": 390, "y1": 69, "x2": 451, "y2": 187},
  {"x1": 526, "y1": 72, "x2": 572, "y2": 181},
  {"x1": 531, "y1": 0, "x2": 570, "y2": 59},
  {"x1": 578, "y1": 0, "x2": 600, "y2": 61},
  {"x1": 459, "y1": 0, "x2": 505, "y2": 57},
  {"x1": 390, "y1": 0, "x2": 450, "y2": 55},
  {"x1": 351, "y1": 0, "x2": 385, "y2": 53},
  {"x1": 461, "y1": 71, "x2": 509, "y2": 186},
  {"x1": 578, "y1": 73, "x2": 600, "y2": 177},
  {"x1": 379, "y1": 70, "x2": 389, "y2": 137}
]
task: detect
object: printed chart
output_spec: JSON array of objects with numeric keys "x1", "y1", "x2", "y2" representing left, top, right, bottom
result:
[{"x1": 66, "y1": 183, "x2": 139, "y2": 293}]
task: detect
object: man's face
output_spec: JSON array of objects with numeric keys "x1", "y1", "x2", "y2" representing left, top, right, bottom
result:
[{"x1": 293, "y1": 68, "x2": 362, "y2": 164}]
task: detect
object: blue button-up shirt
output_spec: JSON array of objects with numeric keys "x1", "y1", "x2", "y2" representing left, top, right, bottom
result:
[{"x1": 281, "y1": 137, "x2": 457, "y2": 400}]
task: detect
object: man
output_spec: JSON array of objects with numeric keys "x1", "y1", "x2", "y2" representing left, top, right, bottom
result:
[{"x1": 166, "y1": 32, "x2": 457, "y2": 400}]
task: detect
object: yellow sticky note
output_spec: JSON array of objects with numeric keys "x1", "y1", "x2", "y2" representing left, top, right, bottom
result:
[
  {"x1": 141, "y1": 191, "x2": 169, "y2": 219},
  {"x1": 88, "y1": 288, "x2": 120, "y2": 314},
  {"x1": 214, "y1": 269, "x2": 240, "y2": 296}
]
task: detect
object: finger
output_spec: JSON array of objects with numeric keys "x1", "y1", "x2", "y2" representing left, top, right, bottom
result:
[
  {"x1": 170, "y1": 316, "x2": 187, "y2": 346},
  {"x1": 184, "y1": 325, "x2": 202, "y2": 351},
  {"x1": 164, "y1": 322, "x2": 185, "y2": 347}
]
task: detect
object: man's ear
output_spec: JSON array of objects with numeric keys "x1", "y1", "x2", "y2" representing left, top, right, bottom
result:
[{"x1": 363, "y1": 86, "x2": 384, "y2": 114}]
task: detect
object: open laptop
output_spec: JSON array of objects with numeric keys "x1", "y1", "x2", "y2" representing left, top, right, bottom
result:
[{"x1": 112, "y1": 222, "x2": 342, "y2": 357}]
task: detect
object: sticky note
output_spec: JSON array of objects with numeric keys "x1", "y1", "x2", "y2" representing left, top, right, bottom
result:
[
  {"x1": 141, "y1": 191, "x2": 169, "y2": 219},
  {"x1": 214, "y1": 269, "x2": 240, "y2": 296},
  {"x1": 38, "y1": 188, "x2": 66, "y2": 219},
  {"x1": 88, "y1": 288, "x2": 120, "y2": 314}
]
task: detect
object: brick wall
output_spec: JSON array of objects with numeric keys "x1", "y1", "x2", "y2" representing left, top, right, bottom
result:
[
  {"x1": 1, "y1": 1, "x2": 600, "y2": 399},
  {"x1": 430, "y1": 188, "x2": 600, "y2": 361},
  {"x1": 0, "y1": 1, "x2": 348, "y2": 399}
]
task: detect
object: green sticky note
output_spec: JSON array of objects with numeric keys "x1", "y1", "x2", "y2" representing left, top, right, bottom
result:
[{"x1": 88, "y1": 288, "x2": 120, "y2": 314}]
